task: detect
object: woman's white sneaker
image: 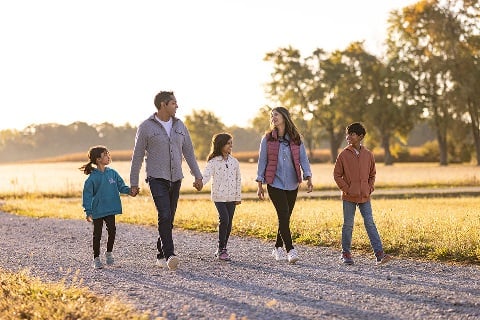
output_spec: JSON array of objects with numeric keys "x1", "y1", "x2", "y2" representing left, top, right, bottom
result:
[
  {"x1": 272, "y1": 247, "x2": 287, "y2": 261},
  {"x1": 287, "y1": 248, "x2": 299, "y2": 264}
]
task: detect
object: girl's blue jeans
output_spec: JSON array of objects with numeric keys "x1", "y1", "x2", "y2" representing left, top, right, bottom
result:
[{"x1": 341, "y1": 200, "x2": 384, "y2": 255}]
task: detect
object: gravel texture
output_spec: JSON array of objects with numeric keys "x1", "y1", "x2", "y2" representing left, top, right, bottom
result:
[{"x1": 0, "y1": 210, "x2": 478, "y2": 320}]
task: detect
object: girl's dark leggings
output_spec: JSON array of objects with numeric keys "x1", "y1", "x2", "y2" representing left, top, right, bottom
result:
[{"x1": 92, "y1": 215, "x2": 116, "y2": 258}]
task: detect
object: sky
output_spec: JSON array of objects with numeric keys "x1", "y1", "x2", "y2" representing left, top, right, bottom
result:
[{"x1": 0, "y1": 0, "x2": 419, "y2": 131}]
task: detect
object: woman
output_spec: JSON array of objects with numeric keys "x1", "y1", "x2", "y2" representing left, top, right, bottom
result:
[{"x1": 256, "y1": 107, "x2": 313, "y2": 264}]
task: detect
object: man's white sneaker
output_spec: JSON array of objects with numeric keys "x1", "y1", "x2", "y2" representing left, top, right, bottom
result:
[
  {"x1": 156, "y1": 258, "x2": 167, "y2": 268},
  {"x1": 272, "y1": 247, "x2": 287, "y2": 261},
  {"x1": 287, "y1": 248, "x2": 299, "y2": 264},
  {"x1": 166, "y1": 255, "x2": 179, "y2": 270}
]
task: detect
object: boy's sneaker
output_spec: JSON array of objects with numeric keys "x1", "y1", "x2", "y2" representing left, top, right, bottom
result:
[
  {"x1": 287, "y1": 248, "x2": 299, "y2": 264},
  {"x1": 376, "y1": 252, "x2": 392, "y2": 265},
  {"x1": 167, "y1": 255, "x2": 179, "y2": 270},
  {"x1": 216, "y1": 248, "x2": 231, "y2": 261},
  {"x1": 341, "y1": 252, "x2": 354, "y2": 265},
  {"x1": 272, "y1": 247, "x2": 287, "y2": 261},
  {"x1": 156, "y1": 258, "x2": 167, "y2": 268},
  {"x1": 93, "y1": 256, "x2": 103, "y2": 269},
  {"x1": 105, "y1": 252, "x2": 114, "y2": 265}
]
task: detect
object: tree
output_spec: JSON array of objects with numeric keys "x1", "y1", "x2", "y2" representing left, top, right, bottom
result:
[
  {"x1": 184, "y1": 110, "x2": 226, "y2": 160},
  {"x1": 386, "y1": 0, "x2": 477, "y2": 165}
]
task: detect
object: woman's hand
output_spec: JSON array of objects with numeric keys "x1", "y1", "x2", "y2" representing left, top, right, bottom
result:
[
  {"x1": 257, "y1": 182, "x2": 265, "y2": 200},
  {"x1": 306, "y1": 178, "x2": 313, "y2": 193}
]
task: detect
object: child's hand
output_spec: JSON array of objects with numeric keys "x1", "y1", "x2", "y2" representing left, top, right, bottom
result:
[
  {"x1": 86, "y1": 215, "x2": 93, "y2": 222},
  {"x1": 235, "y1": 201, "x2": 242, "y2": 205}
]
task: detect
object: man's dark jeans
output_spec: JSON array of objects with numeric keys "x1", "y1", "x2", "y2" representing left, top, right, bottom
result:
[{"x1": 148, "y1": 177, "x2": 181, "y2": 260}]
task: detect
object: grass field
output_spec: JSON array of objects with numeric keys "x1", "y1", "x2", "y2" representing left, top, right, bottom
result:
[
  {"x1": 0, "y1": 161, "x2": 479, "y2": 264},
  {"x1": 2, "y1": 195, "x2": 479, "y2": 265},
  {"x1": 0, "y1": 161, "x2": 479, "y2": 318},
  {"x1": 0, "y1": 161, "x2": 479, "y2": 195}
]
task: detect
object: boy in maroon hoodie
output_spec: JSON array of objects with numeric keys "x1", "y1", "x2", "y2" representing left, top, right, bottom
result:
[{"x1": 333, "y1": 122, "x2": 392, "y2": 265}]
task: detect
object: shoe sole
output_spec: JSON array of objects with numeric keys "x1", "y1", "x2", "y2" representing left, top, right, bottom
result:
[
  {"x1": 377, "y1": 255, "x2": 392, "y2": 265},
  {"x1": 288, "y1": 258, "x2": 299, "y2": 264},
  {"x1": 167, "y1": 256, "x2": 179, "y2": 270},
  {"x1": 218, "y1": 256, "x2": 231, "y2": 261}
]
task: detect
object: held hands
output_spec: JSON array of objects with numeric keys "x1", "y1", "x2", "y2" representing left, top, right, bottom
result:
[
  {"x1": 193, "y1": 178, "x2": 203, "y2": 191},
  {"x1": 130, "y1": 186, "x2": 140, "y2": 197}
]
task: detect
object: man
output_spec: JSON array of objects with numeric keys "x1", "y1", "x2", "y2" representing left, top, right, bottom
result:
[{"x1": 130, "y1": 91, "x2": 203, "y2": 270}]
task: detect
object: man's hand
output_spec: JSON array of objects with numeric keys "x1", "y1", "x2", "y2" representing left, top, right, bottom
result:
[{"x1": 193, "y1": 178, "x2": 203, "y2": 191}]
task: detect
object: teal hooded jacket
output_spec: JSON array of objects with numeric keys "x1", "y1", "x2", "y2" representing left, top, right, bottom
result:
[{"x1": 82, "y1": 167, "x2": 131, "y2": 219}]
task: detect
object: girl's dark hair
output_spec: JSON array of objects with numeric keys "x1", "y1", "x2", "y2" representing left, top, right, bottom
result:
[
  {"x1": 79, "y1": 145, "x2": 108, "y2": 175},
  {"x1": 206, "y1": 133, "x2": 232, "y2": 161},
  {"x1": 266, "y1": 106, "x2": 302, "y2": 145},
  {"x1": 154, "y1": 91, "x2": 174, "y2": 110}
]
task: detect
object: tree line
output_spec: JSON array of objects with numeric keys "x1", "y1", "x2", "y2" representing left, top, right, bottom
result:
[
  {"x1": 260, "y1": 0, "x2": 479, "y2": 166},
  {"x1": 0, "y1": 120, "x2": 262, "y2": 163},
  {"x1": 0, "y1": 0, "x2": 477, "y2": 165}
]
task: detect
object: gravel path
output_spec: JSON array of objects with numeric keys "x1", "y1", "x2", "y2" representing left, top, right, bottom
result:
[{"x1": 0, "y1": 210, "x2": 478, "y2": 320}]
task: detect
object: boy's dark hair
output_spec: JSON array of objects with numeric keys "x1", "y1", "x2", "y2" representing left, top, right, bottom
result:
[
  {"x1": 346, "y1": 122, "x2": 366, "y2": 136},
  {"x1": 154, "y1": 91, "x2": 174, "y2": 110}
]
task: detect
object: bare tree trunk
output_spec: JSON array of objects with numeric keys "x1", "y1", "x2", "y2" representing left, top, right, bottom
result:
[
  {"x1": 467, "y1": 100, "x2": 480, "y2": 166},
  {"x1": 382, "y1": 133, "x2": 394, "y2": 165}
]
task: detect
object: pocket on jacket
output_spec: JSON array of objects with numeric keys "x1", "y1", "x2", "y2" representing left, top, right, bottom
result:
[
  {"x1": 347, "y1": 181, "x2": 360, "y2": 196},
  {"x1": 360, "y1": 181, "x2": 371, "y2": 197}
]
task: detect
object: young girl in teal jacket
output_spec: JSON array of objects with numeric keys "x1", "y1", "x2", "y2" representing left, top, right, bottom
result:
[{"x1": 80, "y1": 145, "x2": 133, "y2": 269}]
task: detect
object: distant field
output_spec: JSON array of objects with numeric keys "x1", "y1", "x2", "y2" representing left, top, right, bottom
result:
[{"x1": 0, "y1": 161, "x2": 478, "y2": 195}]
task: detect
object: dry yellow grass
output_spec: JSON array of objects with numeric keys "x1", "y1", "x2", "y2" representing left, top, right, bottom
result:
[
  {"x1": 0, "y1": 161, "x2": 478, "y2": 195},
  {"x1": 0, "y1": 268, "x2": 151, "y2": 320},
  {"x1": 2, "y1": 195, "x2": 479, "y2": 264}
]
